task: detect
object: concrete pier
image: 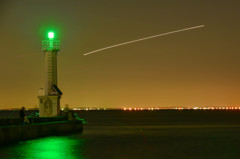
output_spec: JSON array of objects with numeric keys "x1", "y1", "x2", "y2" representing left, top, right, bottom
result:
[{"x1": 0, "y1": 117, "x2": 83, "y2": 145}]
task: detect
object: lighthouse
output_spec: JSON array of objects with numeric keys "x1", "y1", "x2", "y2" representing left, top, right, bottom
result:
[{"x1": 38, "y1": 32, "x2": 62, "y2": 117}]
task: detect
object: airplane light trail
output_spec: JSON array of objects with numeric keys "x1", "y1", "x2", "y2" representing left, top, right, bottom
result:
[{"x1": 83, "y1": 25, "x2": 205, "y2": 56}]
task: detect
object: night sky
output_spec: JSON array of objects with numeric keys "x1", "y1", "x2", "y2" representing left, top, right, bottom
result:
[{"x1": 1, "y1": 0, "x2": 240, "y2": 109}]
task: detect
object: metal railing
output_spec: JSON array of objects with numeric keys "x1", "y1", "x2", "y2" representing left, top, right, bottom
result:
[{"x1": 42, "y1": 40, "x2": 60, "y2": 51}]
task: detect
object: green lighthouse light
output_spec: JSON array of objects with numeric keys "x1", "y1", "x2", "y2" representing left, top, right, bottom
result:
[
  {"x1": 42, "y1": 31, "x2": 60, "y2": 51},
  {"x1": 48, "y1": 32, "x2": 54, "y2": 39}
]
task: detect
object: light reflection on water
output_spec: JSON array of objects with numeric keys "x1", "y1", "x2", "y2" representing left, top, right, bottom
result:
[{"x1": 1, "y1": 136, "x2": 85, "y2": 159}]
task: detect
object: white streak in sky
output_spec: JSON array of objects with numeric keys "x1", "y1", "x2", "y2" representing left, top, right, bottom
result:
[{"x1": 83, "y1": 25, "x2": 205, "y2": 56}]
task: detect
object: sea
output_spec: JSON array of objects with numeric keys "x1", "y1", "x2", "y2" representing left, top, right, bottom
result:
[{"x1": 1, "y1": 110, "x2": 240, "y2": 159}]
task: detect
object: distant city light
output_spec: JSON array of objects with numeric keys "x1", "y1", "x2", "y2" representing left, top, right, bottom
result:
[{"x1": 69, "y1": 106, "x2": 240, "y2": 111}]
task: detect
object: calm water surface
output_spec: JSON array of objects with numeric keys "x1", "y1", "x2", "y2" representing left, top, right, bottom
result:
[{"x1": 1, "y1": 110, "x2": 240, "y2": 159}]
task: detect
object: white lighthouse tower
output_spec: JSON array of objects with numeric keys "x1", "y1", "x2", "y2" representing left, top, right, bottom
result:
[{"x1": 38, "y1": 32, "x2": 62, "y2": 117}]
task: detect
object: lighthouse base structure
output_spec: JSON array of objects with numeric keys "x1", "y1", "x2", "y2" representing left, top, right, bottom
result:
[{"x1": 38, "y1": 95, "x2": 61, "y2": 117}]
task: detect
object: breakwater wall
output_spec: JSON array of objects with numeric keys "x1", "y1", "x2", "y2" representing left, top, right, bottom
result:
[
  {"x1": 0, "y1": 117, "x2": 83, "y2": 145},
  {"x1": 0, "y1": 116, "x2": 67, "y2": 126}
]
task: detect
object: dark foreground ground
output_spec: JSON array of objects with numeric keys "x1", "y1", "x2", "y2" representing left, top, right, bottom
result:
[{"x1": 1, "y1": 110, "x2": 240, "y2": 159}]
